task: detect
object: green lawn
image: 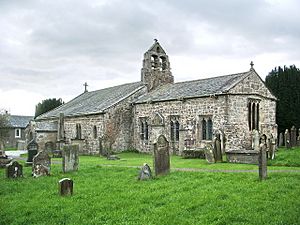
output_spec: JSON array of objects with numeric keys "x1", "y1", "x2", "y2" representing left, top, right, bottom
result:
[{"x1": 1, "y1": 148, "x2": 300, "y2": 225}]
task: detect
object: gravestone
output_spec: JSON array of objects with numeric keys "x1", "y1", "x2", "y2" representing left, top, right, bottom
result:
[
  {"x1": 153, "y1": 135, "x2": 170, "y2": 176},
  {"x1": 270, "y1": 135, "x2": 276, "y2": 160},
  {"x1": 63, "y1": 145, "x2": 79, "y2": 173},
  {"x1": 258, "y1": 135, "x2": 267, "y2": 180},
  {"x1": 32, "y1": 151, "x2": 51, "y2": 178},
  {"x1": 290, "y1": 126, "x2": 297, "y2": 147},
  {"x1": 278, "y1": 132, "x2": 283, "y2": 147},
  {"x1": 138, "y1": 163, "x2": 152, "y2": 180},
  {"x1": 6, "y1": 161, "x2": 23, "y2": 178},
  {"x1": 59, "y1": 178, "x2": 73, "y2": 196},
  {"x1": 252, "y1": 130, "x2": 260, "y2": 151},
  {"x1": 26, "y1": 139, "x2": 39, "y2": 166},
  {"x1": 45, "y1": 141, "x2": 55, "y2": 154},
  {"x1": 284, "y1": 129, "x2": 291, "y2": 149},
  {"x1": 213, "y1": 133, "x2": 222, "y2": 162},
  {"x1": 205, "y1": 143, "x2": 215, "y2": 163},
  {"x1": 0, "y1": 150, "x2": 12, "y2": 168}
]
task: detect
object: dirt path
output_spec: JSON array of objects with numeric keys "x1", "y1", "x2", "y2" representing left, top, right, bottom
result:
[{"x1": 97, "y1": 164, "x2": 300, "y2": 173}]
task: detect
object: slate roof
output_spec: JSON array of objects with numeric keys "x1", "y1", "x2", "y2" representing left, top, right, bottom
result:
[
  {"x1": 135, "y1": 71, "x2": 252, "y2": 103},
  {"x1": 36, "y1": 81, "x2": 145, "y2": 119},
  {"x1": 8, "y1": 115, "x2": 33, "y2": 128},
  {"x1": 35, "y1": 121, "x2": 58, "y2": 132}
]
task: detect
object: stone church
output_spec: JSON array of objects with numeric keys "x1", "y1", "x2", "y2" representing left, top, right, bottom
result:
[{"x1": 27, "y1": 40, "x2": 277, "y2": 160}]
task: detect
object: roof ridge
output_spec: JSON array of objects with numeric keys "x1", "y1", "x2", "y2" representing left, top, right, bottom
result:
[{"x1": 174, "y1": 71, "x2": 250, "y2": 85}]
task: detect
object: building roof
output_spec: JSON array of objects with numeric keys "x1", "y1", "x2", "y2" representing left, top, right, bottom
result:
[
  {"x1": 36, "y1": 81, "x2": 145, "y2": 120},
  {"x1": 35, "y1": 121, "x2": 58, "y2": 132},
  {"x1": 8, "y1": 115, "x2": 33, "y2": 128},
  {"x1": 135, "y1": 71, "x2": 252, "y2": 103}
]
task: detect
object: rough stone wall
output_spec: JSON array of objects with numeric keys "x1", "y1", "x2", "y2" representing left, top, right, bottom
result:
[
  {"x1": 36, "y1": 131, "x2": 57, "y2": 151},
  {"x1": 225, "y1": 71, "x2": 277, "y2": 150},
  {"x1": 64, "y1": 114, "x2": 105, "y2": 155},
  {"x1": 63, "y1": 86, "x2": 147, "y2": 155},
  {"x1": 133, "y1": 72, "x2": 276, "y2": 154},
  {"x1": 133, "y1": 96, "x2": 228, "y2": 154}
]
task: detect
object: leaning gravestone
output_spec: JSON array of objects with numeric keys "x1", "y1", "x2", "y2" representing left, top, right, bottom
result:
[
  {"x1": 205, "y1": 143, "x2": 215, "y2": 163},
  {"x1": 32, "y1": 151, "x2": 51, "y2": 178},
  {"x1": 63, "y1": 145, "x2": 79, "y2": 173},
  {"x1": 290, "y1": 126, "x2": 297, "y2": 147},
  {"x1": 153, "y1": 135, "x2": 170, "y2": 176},
  {"x1": 252, "y1": 130, "x2": 260, "y2": 151},
  {"x1": 26, "y1": 139, "x2": 39, "y2": 166},
  {"x1": 6, "y1": 161, "x2": 23, "y2": 178},
  {"x1": 213, "y1": 133, "x2": 222, "y2": 162},
  {"x1": 59, "y1": 178, "x2": 73, "y2": 196},
  {"x1": 138, "y1": 163, "x2": 152, "y2": 180},
  {"x1": 284, "y1": 129, "x2": 291, "y2": 149},
  {"x1": 258, "y1": 135, "x2": 267, "y2": 180},
  {"x1": 278, "y1": 132, "x2": 283, "y2": 147}
]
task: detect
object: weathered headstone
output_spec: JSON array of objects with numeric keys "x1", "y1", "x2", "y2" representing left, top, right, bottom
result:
[
  {"x1": 26, "y1": 139, "x2": 39, "y2": 166},
  {"x1": 153, "y1": 135, "x2": 170, "y2": 176},
  {"x1": 57, "y1": 113, "x2": 65, "y2": 142},
  {"x1": 270, "y1": 134, "x2": 276, "y2": 160},
  {"x1": 290, "y1": 126, "x2": 297, "y2": 147},
  {"x1": 32, "y1": 151, "x2": 51, "y2": 178},
  {"x1": 59, "y1": 178, "x2": 73, "y2": 196},
  {"x1": 45, "y1": 141, "x2": 55, "y2": 154},
  {"x1": 63, "y1": 145, "x2": 79, "y2": 173},
  {"x1": 258, "y1": 135, "x2": 267, "y2": 180},
  {"x1": 284, "y1": 129, "x2": 291, "y2": 149},
  {"x1": 252, "y1": 130, "x2": 260, "y2": 151},
  {"x1": 6, "y1": 161, "x2": 23, "y2": 178},
  {"x1": 213, "y1": 133, "x2": 222, "y2": 162},
  {"x1": 138, "y1": 163, "x2": 152, "y2": 180},
  {"x1": 278, "y1": 132, "x2": 283, "y2": 147},
  {"x1": 205, "y1": 143, "x2": 215, "y2": 163}
]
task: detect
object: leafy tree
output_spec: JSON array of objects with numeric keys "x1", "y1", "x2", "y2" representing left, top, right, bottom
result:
[
  {"x1": 35, "y1": 98, "x2": 64, "y2": 118},
  {"x1": 0, "y1": 109, "x2": 9, "y2": 148},
  {"x1": 265, "y1": 65, "x2": 300, "y2": 133}
]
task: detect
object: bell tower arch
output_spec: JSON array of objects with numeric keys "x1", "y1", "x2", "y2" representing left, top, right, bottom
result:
[{"x1": 141, "y1": 39, "x2": 174, "y2": 91}]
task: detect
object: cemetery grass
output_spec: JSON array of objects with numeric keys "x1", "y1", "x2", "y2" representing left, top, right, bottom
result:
[{"x1": 1, "y1": 156, "x2": 300, "y2": 224}]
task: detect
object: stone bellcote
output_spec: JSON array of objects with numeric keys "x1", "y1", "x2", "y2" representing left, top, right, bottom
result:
[{"x1": 141, "y1": 39, "x2": 174, "y2": 92}]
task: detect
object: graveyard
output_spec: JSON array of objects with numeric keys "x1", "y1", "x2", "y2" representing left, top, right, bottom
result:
[{"x1": 1, "y1": 147, "x2": 300, "y2": 225}]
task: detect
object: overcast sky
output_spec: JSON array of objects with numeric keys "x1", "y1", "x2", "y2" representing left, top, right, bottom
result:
[{"x1": 1, "y1": 0, "x2": 299, "y2": 116}]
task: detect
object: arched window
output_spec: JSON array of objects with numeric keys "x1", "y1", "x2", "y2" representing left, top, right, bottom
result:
[
  {"x1": 170, "y1": 121, "x2": 174, "y2": 141},
  {"x1": 140, "y1": 118, "x2": 149, "y2": 141},
  {"x1": 175, "y1": 121, "x2": 180, "y2": 141},
  {"x1": 93, "y1": 126, "x2": 97, "y2": 139},
  {"x1": 207, "y1": 118, "x2": 213, "y2": 140},
  {"x1": 248, "y1": 100, "x2": 260, "y2": 131},
  {"x1": 76, "y1": 124, "x2": 81, "y2": 139},
  {"x1": 140, "y1": 121, "x2": 145, "y2": 140},
  {"x1": 145, "y1": 121, "x2": 149, "y2": 141},
  {"x1": 202, "y1": 119, "x2": 207, "y2": 140}
]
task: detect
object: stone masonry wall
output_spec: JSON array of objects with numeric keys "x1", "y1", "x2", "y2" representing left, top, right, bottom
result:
[{"x1": 133, "y1": 96, "x2": 228, "y2": 154}]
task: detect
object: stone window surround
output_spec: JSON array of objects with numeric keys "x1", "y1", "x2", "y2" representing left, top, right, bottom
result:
[
  {"x1": 170, "y1": 115, "x2": 180, "y2": 142},
  {"x1": 139, "y1": 117, "x2": 149, "y2": 142},
  {"x1": 199, "y1": 116, "x2": 213, "y2": 141},
  {"x1": 75, "y1": 124, "x2": 82, "y2": 140},
  {"x1": 15, "y1": 128, "x2": 21, "y2": 138},
  {"x1": 93, "y1": 125, "x2": 97, "y2": 139},
  {"x1": 248, "y1": 98, "x2": 260, "y2": 131}
]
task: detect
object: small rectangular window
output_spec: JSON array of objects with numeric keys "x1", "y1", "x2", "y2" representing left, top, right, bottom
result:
[{"x1": 15, "y1": 128, "x2": 21, "y2": 138}]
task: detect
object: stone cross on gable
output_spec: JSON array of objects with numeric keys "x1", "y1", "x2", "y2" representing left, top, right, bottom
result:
[
  {"x1": 83, "y1": 82, "x2": 88, "y2": 93},
  {"x1": 250, "y1": 61, "x2": 254, "y2": 70}
]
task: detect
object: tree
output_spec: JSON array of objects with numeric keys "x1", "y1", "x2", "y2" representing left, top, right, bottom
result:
[
  {"x1": 265, "y1": 65, "x2": 300, "y2": 133},
  {"x1": 0, "y1": 109, "x2": 9, "y2": 148},
  {"x1": 35, "y1": 98, "x2": 64, "y2": 118}
]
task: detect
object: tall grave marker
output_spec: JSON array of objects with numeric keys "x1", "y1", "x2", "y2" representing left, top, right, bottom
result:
[
  {"x1": 63, "y1": 145, "x2": 79, "y2": 173},
  {"x1": 153, "y1": 135, "x2": 170, "y2": 176}
]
